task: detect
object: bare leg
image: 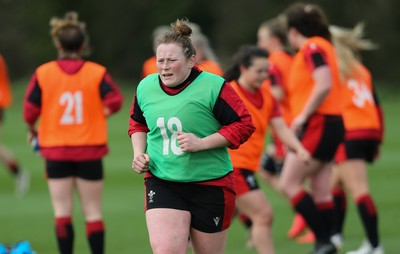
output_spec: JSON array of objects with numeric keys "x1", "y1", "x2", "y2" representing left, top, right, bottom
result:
[
  {"x1": 278, "y1": 152, "x2": 322, "y2": 199},
  {"x1": 48, "y1": 178, "x2": 75, "y2": 253},
  {"x1": 309, "y1": 162, "x2": 333, "y2": 203},
  {"x1": 190, "y1": 228, "x2": 229, "y2": 254},
  {"x1": 335, "y1": 160, "x2": 369, "y2": 200},
  {"x1": 76, "y1": 178, "x2": 104, "y2": 254},
  {"x1": 76, "y1": 179, "x2": 103, "y2": 221},
  {"x1": 0, "y1": 145, "x2": 17, "y2": 166},
  {"x1": 235, "y1": 190, "x2": 275, "y2": 254},
  {"x1": 146, "y1": 208, "x2": 191, "y2": 254},
  {"x1": 337, "y1": 160, "x2": 381, "y2": 250},
  {"x1": 259, "y1": 170, "x2": 280, "y2": 193},
  {"x1": 48, "y1": 178, "x2": 75, "y2": 217},
  {"x1": 279, "y1": 152, "x2": 334, "y2": 248}
]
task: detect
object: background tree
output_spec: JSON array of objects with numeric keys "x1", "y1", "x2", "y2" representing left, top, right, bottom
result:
[{"x1": 0, "y1": 0, "x2": 398, "y2": 84}]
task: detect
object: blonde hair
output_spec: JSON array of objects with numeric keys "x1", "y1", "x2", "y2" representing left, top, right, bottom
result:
[
  {"x1": 189, "y1": 22, "x2": 219, "y2": 63},
  {"x1": 152, "y1": 25, "x2": 170, "y2": 52},
  {"x1": 330, "y1": 23, "x2": 377, "y2": 79},
  {"x1": 259, "y1": 15, "x2": 289, "y2": 49},
  {"x1": 50, "y1": 11, "x2": 90, "y2": 55}
]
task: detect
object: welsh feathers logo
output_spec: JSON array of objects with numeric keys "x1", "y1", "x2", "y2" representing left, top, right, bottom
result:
[{"x1": 147, "y1": 190, "x2": 156, "y2": 203}]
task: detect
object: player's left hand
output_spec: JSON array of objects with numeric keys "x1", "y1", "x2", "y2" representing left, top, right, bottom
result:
[
  {"x1": 297, "y1": 147, "x2": 311, "y2": 164},
  {"x1": 177, "y1": 132, "x2": 204, "y2": 152},
  {"x1": 291, "y1": 114, "x2": 307, "y2": 135}
]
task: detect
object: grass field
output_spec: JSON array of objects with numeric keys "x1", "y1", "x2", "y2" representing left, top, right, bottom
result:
[{"x1": 0, "y1": 79, "x2": 399, "y2": 253}]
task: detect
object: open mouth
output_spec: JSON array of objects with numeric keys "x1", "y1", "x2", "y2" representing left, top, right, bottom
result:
[{"x1": 163, "y1": 73, "x2": 173, "y2": 77}]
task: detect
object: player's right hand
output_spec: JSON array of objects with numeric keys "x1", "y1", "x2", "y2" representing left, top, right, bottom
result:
[{"x1": 132, "y1": 153, "x2": 150, "y2": 174}]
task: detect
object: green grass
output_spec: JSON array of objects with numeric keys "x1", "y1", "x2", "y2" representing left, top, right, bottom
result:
[{"x1": 0, "y1": 80, "x2": 399, "y2": 253}]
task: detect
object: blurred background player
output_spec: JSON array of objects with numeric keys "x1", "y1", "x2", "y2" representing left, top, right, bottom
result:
[
  {"x1": 142, "y1": 25, "x2": 170, "y2": 78},
  {"x1": 257, "y1": 15, "x2": 315, "y2": 244},
  {"x1": 0, "y1": 54, "x2": 30, "y2": 198},
  {"x1": 141, "y1": 22, "x2": 223, "y2": 78},
  {"x1": 224, "y1": 45, "x2": 310, "y2": 254},
  {"x1": 256, "y1": 15, "x2": 292, "y2": 192},
  {"x1": 189, "y1": 22, "x2": 224, "y2": 76},
  {"x1": 23, "y1": 11, "x2": 123, "y2": 254},
  {"x1": 329, "y1": 24, "x2": 384, "y2": 254},
  {"x1": 278, "y1": 3, "x2": 345, "y2": 254}
]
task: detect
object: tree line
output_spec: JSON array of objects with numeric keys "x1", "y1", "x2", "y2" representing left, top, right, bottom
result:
[{"x1": 1, "y1": 0, "x2": 399, "y2": 85}]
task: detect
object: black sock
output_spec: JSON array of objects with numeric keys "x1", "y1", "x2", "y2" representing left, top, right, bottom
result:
[
  {"x1": 291, "y1": 190, "x2": 330, "y2": 244},
  {"x1": 332, "y1": 188, "x2": 347, "y2": 235},
  {"x1": 8, "y1": 161, "x2": 20, "y2": 176},
  {"x1": 55, "y1": 217, "x2": 74, "y2": 254},
  {"x1": 87, "y1": 220, "x2": 105, "y2": 254},
  {"x1": 317, "y1": 201, "x2": 335, "y2": 236},
  {"x1": 239, "y1": 214, "x2": 253, "y2": 229},
  {"x1": 357, "y1": 194, "x2": 379, "y2": 248}
]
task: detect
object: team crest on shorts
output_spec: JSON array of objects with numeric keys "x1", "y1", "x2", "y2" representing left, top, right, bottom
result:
[{"x1": 148, "y1": 190, "x2": 156, "y2": 203}]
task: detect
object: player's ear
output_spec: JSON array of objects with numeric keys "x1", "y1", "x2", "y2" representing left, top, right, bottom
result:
[{"x1": 188, "y1": 55, "x2": 196, "y2": 69}]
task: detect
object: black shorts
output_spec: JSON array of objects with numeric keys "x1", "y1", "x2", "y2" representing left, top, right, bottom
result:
[
  {"x1": 261, "y1": 153, "x2": 283, "y2": 175},
  {"x1": 233, "y1": 168, "x2": 260, "y2": 197},
  {"x1": 144, "y1": 176, "x2": 235, "y2": 233},
  {"x1": 300, "y1": 114, "x2": 345, "y2": 162},
  {"x1": 335, "y1": 139, "x2": 380, "y2": 163},
  {"x1": 46, "y1": 159, "x2": 103, "y2": 180}
]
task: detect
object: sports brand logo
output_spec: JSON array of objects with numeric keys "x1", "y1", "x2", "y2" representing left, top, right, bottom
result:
[
  {"x1": 246, "y1": 175, "x2": 256, "y2": 188},
  {"x1": 148, "y1": 190, "x2": 156, "y2": 203},
  {"x1": 213, "y1": 217, "x2": 221, "y2": 226}
]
